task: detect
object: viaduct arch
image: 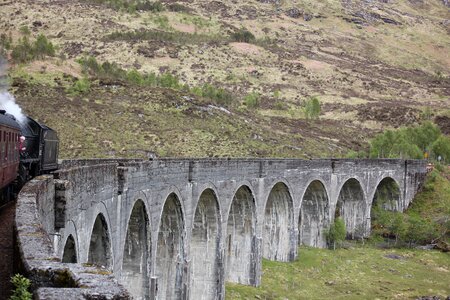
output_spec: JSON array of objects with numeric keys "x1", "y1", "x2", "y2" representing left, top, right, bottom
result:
[{"x1": 15, "y1": 158, "x2": 427, "y2": 299}]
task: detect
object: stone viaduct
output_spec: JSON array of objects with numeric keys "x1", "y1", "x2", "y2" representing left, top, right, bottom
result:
[{"x1": 15, "y1": 158, "x2": 427, "y2": 300}]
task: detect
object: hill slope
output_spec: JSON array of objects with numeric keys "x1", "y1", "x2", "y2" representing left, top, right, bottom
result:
[{"x1": 0, "y1": 0, "x2": 449, "y2": 158}]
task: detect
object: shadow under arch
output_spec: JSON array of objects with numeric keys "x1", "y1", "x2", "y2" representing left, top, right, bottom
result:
[
  {"x1": 155, "y1": 193, "x2": 185, "y2": 300},
  {"x1": 62, "y1": 234, "x2": 77, "y2": 263},
  {"x1": 263, "y1": 182, "x2": 294, "y2": 262},
  {"x1": 88, "y1": 213, "x2": 113, "y2": 269},
  {"x1": 299, "y1": 180, "x2": 329, "y2": 248},
  {"x1": 335, "y1": 178, "x2": 366, "y2": 239},
  {"x1": 190, "y1": 188, "x2": 221, "y2": 300},
  {"x1": 225, "y1": 185, "x2": 257, "y2": 285},
  {"x1": 372, "y1": 177, "x2": 402, "y2": 211},
  {"x1": 121, "y1": 199, "x2": 151, "y2": 300},
  {"x1": 370, "y1": 177, "x2": 402, "y2": 234}
]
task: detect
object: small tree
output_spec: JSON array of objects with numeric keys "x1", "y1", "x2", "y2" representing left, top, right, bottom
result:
[
  {"x1": 10, "y1": 274, "x2": 32, "y2": 300},
  {"x1": 303, "y1": 96, "x2": 321, "y2": 120},
  {"x1": 11, "y1": 36, "x2": 34, "y2": 63},
  {"x1": 432, "y1": 135, "x2": 450, "y2": 163},
  {"x1": 33, "y1": 34, "x2": 55, "y2": 59},
  {"x1": 388, "y1": 212, "x2": 408, "y2": 245},
  {"x1": 326, "y1": 217, "x2": 346, "y2": 250}
]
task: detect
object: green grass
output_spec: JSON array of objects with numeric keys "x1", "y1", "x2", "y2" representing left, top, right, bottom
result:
[
  {"x1": 407, "y1": 167, "x2": 450, "y2": 244},
  {"x1": 226, "y1": 246, "x2": 450, "y2": 299}
]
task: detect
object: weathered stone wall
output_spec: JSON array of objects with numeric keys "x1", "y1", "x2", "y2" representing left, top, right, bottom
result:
[
  {"x1": 15, "y1": 158, "x2": 427, "y2": 300},
  {"x1": 15, "y1": 176, "x2": 131, "y2": 299}
]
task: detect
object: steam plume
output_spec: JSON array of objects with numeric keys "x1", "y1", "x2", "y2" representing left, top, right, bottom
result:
[{"x1": 0, "y1": 56, "x2": 27, "y2": 123}]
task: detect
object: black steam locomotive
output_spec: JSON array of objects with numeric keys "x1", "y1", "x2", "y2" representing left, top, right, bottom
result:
[{"x1": 0, "y1": 110, "x2": 58, "y2": 205}]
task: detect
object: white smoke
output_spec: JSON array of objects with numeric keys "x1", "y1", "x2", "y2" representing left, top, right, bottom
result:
[
  {"x1": 0, "y1": 56, "x2": 27, "y2": 124},
  {"x1": 0, "y1": 91, "x2": 27, "y2": 123}
]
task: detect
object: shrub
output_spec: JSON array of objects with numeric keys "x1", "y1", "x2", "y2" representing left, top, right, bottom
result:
[
  {"x1": 100, "y1": 61, "x2": 126, "y2": 79},
  {"x1": 143, "y1": 72, "x2": 158, "y2": 86},
  {"x1": 10, "y1": 274, "x2": 32, "y2": 300},
  {"x1": 76, "y1": 56, "x2": 236, "y2": 103},
  {"x1": 85, "y1": 0, "x2": 165, "y2": 12},
  {"x1": 105, "y1": 29, "x2": 223, "y2": 45},
  {"x1": 68, "y1": 77, "x2": 91, "y2": 95},
  {"x1": 303, "y1": 96, "x2": 321, "y2": 120},
  {"x1": 126, "y1": 69, "x2": 144, "y2": 85},
  {"x1": 152, "y1": 15, "x2": 171, "y2": 30},
  {"x1": 19, "y1": 26, "x2": 31, "y2": 36},
  {"x1": 158, "y1": 73, "x2": 180, "y2": 89},
  {"x1": 345, "y1": 150, "x2": 367, "y2": 159},
  {"x1": 79, "y1": 56, "x2": 102, "y2": 75},
  {"x1": 404, "y1": 213, "x2": 439, "y2": 246},
  {"x1": 420, "y1": 106, "x2": 432, "y2": 121},
  {"x1": 273, "y1": 89, "x2": 281, "y2": 99},
  {"x1": 197, "y1": 83, "x2": 233, "y2": 106},
  {"x1": 371, "y1": 202, "x2": 442, "y2": 247},
  {"x1": 274, "y1": 100, "x2": 288, "y2": 110},
  {"x1": 231, "y1": 28, "x2": 255, "y2": 43},
  {"x1": 167, "y1": 3, "x2": 191, "y2": 12},
  {"x1": 244, "y1": 92, "x2": 260, "y2": 108},
  {"x1": 136, "y1": 1, "x2": 164, "y2": 12},
  {"x1": 326, "y1": 217, "x2": 346, "y2": 250}
]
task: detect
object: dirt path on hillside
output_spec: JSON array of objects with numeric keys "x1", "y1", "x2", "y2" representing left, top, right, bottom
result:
[{"x1": 0, "y1": 202, "x2": 15, "y2": 300}]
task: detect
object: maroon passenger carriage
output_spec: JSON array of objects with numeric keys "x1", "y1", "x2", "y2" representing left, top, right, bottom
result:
[{"x1": 0, "y1": 110, "x2": 21, "y2": 205}]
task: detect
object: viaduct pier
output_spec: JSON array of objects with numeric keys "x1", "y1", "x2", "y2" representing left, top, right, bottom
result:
[{"x1": 15, "y1": 158, "x2": 427, "y2": 299}]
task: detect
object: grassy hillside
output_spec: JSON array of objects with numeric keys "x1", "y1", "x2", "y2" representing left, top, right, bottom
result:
[
  {"x1": 11, "y1": 70, "x2": 363, "y2": 158},
  {"x1": 226, "y1": 247, "x2": 450, "y2": 300},
  {"x1": 0, "y1": 0, "x2": 449, "y2": 158},
  {"x1": 407, "y1": 166, "x2": 450, "y2": 245}
]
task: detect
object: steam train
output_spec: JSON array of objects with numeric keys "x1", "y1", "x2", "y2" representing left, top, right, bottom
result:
[{"x1": 0, "y1": 110, "x2": 59, "y2": 206}]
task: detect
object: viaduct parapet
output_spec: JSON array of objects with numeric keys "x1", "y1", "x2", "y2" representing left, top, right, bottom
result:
[{"x1": 15, "y1": 158, "x2": 427, "y2": 299}]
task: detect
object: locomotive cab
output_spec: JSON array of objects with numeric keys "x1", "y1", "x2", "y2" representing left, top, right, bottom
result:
[{"x1": 19, "y1": 116, "x2": 59, "y2": 181}]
